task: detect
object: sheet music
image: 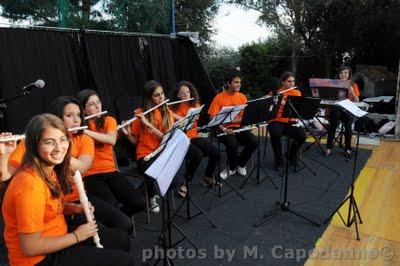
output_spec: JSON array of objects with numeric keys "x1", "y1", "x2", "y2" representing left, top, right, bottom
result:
[
  {"x1": 172, "y1": 105, "x2": 204, "y2": 132},
  {"x1": 207, "y1": 104, "x2": 247, "y2": 127},
  {"x1": 363, "y1": 96, "x2": 394, "y2": 103},
  {"x1": 145, "y1": 130, "x2": 190, "y2": 196},
  {"x1": 336, "y1": 99, "x2": 368, "y2": 118}
]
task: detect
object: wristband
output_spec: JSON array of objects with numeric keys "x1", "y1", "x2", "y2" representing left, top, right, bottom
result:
[
  {"x1": 72, "y1": 231, "x2": 79, "y2": 243},
  {"x1": 222, "y1": 127, "x2": 227, "y2": 132}
]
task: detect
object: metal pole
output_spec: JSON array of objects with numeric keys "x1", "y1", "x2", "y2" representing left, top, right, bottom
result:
[{"x1": 169, "y1": 0, "x2": 176, "y2": 35}]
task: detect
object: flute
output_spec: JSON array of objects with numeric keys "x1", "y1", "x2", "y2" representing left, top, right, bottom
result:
[
  {"x1": 72, "y1": 170, "x2": 103, "y2": 248},
  {"x1": 68, "y1": 126, "x2": 88, "y2": 132},
  {"x1": 84, "y1": 111, "x2": 108, "y2": 120},
  {"x1": 217, "y1": 126, "x2": 258, "y2": 137},
  {"x1": 117, "y1": 99, "x2": 170, "y2": 130},
  {"x1": 166, "y1": 98, "x2": 194, "y2": 106},
  {"x1": 0, "y1": 134, "x2": 26, "y2": 142}
]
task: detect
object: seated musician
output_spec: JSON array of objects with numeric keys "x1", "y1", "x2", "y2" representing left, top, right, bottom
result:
[
  {"x1": 325, "y1": 66, "x2": 360, "y2": 158},
  {"x1": 268, "y1": 71, "x2": 306, "y2": 170},
  {"x1": 207, "y1": 70, "x2": 257, "y2": 180},
  {"x1": 170, "y1": 81, "x2": 221, "y2": 187}
]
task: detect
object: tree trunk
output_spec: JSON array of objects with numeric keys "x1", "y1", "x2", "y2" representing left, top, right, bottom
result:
[
  {"x1": 82, "y1": 0, "x2": 90, "y2": 26},
  {"x1": 395, "y1": 58, "x2": 400, "y2": 139}
]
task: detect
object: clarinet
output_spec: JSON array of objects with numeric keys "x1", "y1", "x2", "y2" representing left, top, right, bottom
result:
[{"x1": 72, "y1": 170, "x2": 103, "y2": 248}]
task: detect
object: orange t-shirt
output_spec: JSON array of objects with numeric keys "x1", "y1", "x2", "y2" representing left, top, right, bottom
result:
[
  {"x1": 130, "y1": 108, "x2": 174, "y2": 159},
  {"x1": 348, "y1": 83, "x2": 360, "y2": 101},
  {"x1": 2, "y1": 166, "x2": 67, "y2": 266},
  {"x1": 270, "y1": 88, "x2": 302, "y2": 123},
  {"x1": 84, "y1": 116, "x2": 118, "y2": 176},
  {"x1": 8, "y1": 134, "x2": 94, "y2": 202},
  {"x1": 207, "y1": 90, "x2": 247, "y2": 128},
  {"x1": 172, "y1": 103, "x2": 199, "y2": 139}
]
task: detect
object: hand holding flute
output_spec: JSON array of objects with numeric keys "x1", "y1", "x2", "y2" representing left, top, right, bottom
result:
[{"x1": 72, "y1": 170, "x2": 103, "y2": 248}]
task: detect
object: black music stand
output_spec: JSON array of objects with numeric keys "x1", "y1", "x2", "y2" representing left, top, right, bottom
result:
[
  {"x1": 283, "y1": 96, "x2": 321, "y2": 174},
  {"x1": 146, "y1": 129, "x2": 197, "y2": 265},
  {"x1": 239, "y1": 96, "x2": 278, "y2": 190},
  {"x1": 203, "y1": 105, "x2": 247, "y2": 201},
  {"x1": 254, "y1": 97, "x2": 321, "y2": 228},
  {"x1": 170, "y1": 108, "x2": 218, "y2": 228},
  {"x1": 323, "y1": 101, "x2": 366, "y2": 240}
]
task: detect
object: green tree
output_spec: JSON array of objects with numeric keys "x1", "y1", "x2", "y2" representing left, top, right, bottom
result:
[{"x1": 239, "y1": 36, "x2": 291, "y2": 98}]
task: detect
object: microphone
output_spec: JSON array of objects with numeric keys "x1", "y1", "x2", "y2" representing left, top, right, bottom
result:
[{"x1": 22, "y1": 79, "x2": 45, "y2": 91}]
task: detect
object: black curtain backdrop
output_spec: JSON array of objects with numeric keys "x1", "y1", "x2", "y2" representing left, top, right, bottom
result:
[
  {"x1": 0, "y1": 28, "x2": 215, "y2": 132},
  {"x1": 0, "y1": 28, "x2": 82, "y2": 132},
  {"x1": 82, "y1": 33, "x2": 147, "y2": 119},
  {"x1": 146, "y1": 36, "x2": 178, "y2": 93}
]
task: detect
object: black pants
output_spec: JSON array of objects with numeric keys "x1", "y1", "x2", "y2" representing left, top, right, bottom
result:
[
  {"x1": 218, "y1": 130, "x2": 257, "y2": 171},
  {"x1": 190, "y1": 137, "x2": 220, "y2": 178},
  {"x1": 268, "y1": 121, "x2": 306, "y2": 163},
  {"x1": 327, "y1": 109, "x2": 353, "y2": 150},
  {"x1": 84, "y1": 171, "x2": 145, "y2": 217},
  {"x1": 136, "y1": 145, "x2": 193, "y2": 198},
  {"x1": 88, "y1": 194, "x2": 133, "y2": 234},
  {"x1": 36, "y1": 244, "x2": 134, "y2": 266},
  {"x1": 65, "y1": 212, "x2": 131, "y2": 252}
]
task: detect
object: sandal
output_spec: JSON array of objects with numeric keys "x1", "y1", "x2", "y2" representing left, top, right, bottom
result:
[{"x1": 202, "y1": 176, "x2": 222, "y2": 188}]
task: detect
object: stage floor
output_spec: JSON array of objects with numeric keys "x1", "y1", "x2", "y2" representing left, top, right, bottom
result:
[{"x1": 130, "y1": 138, "x2": 380, "y2": 265}]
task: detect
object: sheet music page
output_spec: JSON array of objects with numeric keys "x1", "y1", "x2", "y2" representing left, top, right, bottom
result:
[
  {"x1": 207, "y1": 105, "x2": 236, "y2": 127},
  {"x1": 363, "y1": 96, "x2": 394, "y2": 103},
  {"x1": 336, "y1": 99, "x2": 368, "y2": 118},
  {"x1": 145, "y1": 130, "x2": 190, "y2": 196},
  {"x1": 207, "y1": 104, "x2": 247, "y2": 128},
  {"x1": 172, "y1": 105, "x2": 204, "y2": 132}
]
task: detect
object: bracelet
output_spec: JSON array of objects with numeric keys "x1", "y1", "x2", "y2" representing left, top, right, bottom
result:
[{"x1": 72, "y1": 231, "x2": 79, "y2": 244}]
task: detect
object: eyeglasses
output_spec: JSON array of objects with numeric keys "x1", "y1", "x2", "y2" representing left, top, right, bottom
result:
[
  {"x1": 86, "y1": 100, "x2": 101, "y2": 108},
  {"x1": 40, "y1": 136, "x2": 70, "y2": 149}
]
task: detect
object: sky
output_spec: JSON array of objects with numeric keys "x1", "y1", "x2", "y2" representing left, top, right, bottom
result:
[{"x1": 211, "y1": 4, "x2": 272, "y2": 50}]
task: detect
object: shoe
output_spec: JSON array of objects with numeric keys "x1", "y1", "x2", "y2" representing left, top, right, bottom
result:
[
  {"x1": 149, "y1": 196, "x2": 160, "y2": 213},
  {"x1": 324, "y1": 148, "x2": 331, "y2": 157},
  {"x1": 220, "y1": 169, "x2": 236, "y2": 180},
  {"x1": 344, "y1": 150, "x2": 352, "y2": 159},
  {"x1": 237, "y1": 166, "x2": 247, "y2": 176}
]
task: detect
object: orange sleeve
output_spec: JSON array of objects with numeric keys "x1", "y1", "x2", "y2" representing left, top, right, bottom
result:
[
  {"x1": 15, "y1": 177, "x2": 46, "y2": 233},
  {"x1": 353, "y1": 83, "x2": 360, "y2": 97},
  {"x1": 78, "y1": 135, "x2": 94, "y2": 158},
  {"x1": 105, "y1": 116, "x2": 117, "y2": 132},
  {"x1": 129, "y1": 109, "x2": 142, "y2": 139},
  {"x1": 207, "y1": 94, "x2": 221, "y2": 117},
  {"x1": 8, "y1": 141, "x2": 26, "y2": 168}
]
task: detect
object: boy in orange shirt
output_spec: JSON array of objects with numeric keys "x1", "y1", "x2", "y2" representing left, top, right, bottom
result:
[{"x1": 208, "y1": 70, "x2": 257, "y2": 180}]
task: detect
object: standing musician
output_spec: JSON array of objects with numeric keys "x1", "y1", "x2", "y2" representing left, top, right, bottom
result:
[
  {"x1": 268, "y1": 72, "x2": 306, "y2": 170},
  {"x1": 122, "y1": 80, "x2": 186, "y2": 213},
  {"x1": 207, "y1": 70, "x2": 257, "y2": 180},
  {"x1": 170, "y1": 81, "x2": 221, "y2": 187},
  {"x1": 1, "y1": 114, "x2": 134, "y2": 266},
  {"x1": 76, "y1": 90, "x2": 145, "y2": 218},
  {"x1": 6, "y1": 96, "x2": 135, "y2": 244},
  {"x1": 325, "y1": 66, "x2": 360, "y2": 158}
]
